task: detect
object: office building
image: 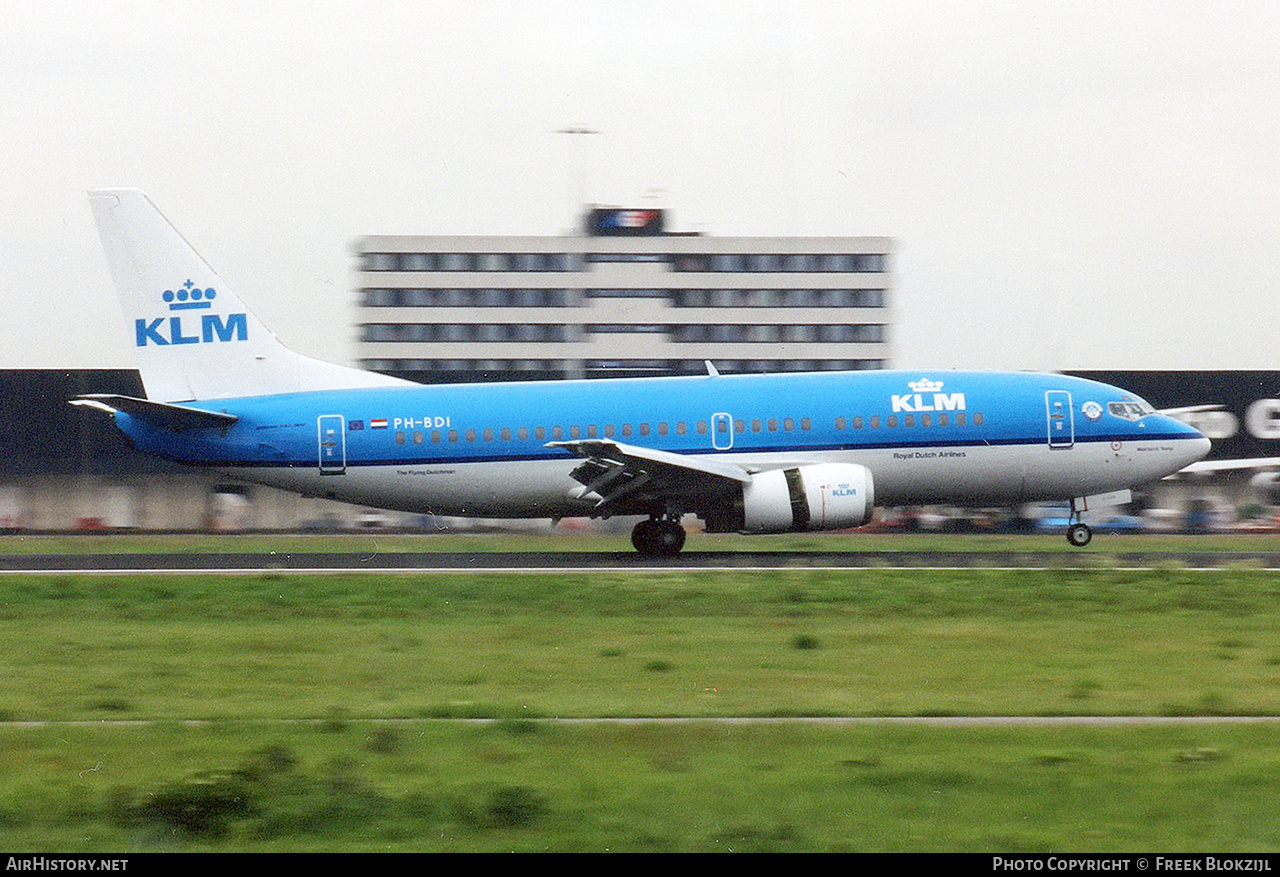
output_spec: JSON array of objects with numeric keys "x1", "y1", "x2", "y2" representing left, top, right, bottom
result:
[{"x1": 354, "y1": 207, "x2": 894, "y2": 382}]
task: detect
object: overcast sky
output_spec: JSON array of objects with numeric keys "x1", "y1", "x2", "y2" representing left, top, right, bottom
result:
[{"x1": 3, "y1": 1, "x2": 1279, "y2": 373}]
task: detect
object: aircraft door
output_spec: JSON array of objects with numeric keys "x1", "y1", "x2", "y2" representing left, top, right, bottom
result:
[
  {"x1": 1045, "y1": 391, "x2": 1074, "y2": 449},
  {"x1": 711, "y1": 412, "x2": 734, "y2": 451},
  {"x1": 318, "y1": 415, "x2": 347, "y2": 474}
]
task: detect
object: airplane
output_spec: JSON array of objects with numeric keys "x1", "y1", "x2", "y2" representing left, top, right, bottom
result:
[{"x1": 71, "y1": 189, "x2": 1211, "y2": 555}]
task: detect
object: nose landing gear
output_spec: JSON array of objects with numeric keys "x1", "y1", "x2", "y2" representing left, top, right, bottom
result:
[
  {"x1": 1067, "y1": 521, "x2": 1093, "y2": 547},
  {"x1": 1066, "y1": 498, "x2": 1093, "y2": 547},
  {"x1": 631, "y1": 516, "x2": 687, "y2": 557}
]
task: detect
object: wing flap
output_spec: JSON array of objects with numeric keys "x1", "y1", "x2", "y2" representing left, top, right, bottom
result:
[
  {"x1": 547, "y1": 439, "x2": 751, "y2": 516},
  {"x1": 548, "y1": 439, "x2": 752, "y2": 482}
]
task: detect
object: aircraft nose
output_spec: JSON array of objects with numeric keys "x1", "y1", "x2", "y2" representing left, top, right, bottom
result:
[
  {"x1": 1170, "y1": 420, "x2": 1212, "y2": 468},
  {"x1": 1187, "y1": 434, "x2": 1212, "y2": 466}
]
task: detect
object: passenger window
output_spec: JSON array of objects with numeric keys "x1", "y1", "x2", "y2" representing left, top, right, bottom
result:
[
  {"x1": 887, "y1": 415, "x2": 897, "y2": 428},
  {"x1": 570, "y1": 426, "x2": 581, "y2": 439},
  {"x1": 835, "y1": 417, "x2": 846, "y2": 431},
  {"x1": 784, "y1": 418, "x2": 795, "y2": 431},
  {"x1": 639, "y1": 423, "x2": 650, "y2": 436},
  {"x1": 483, "y1": 428, "x2": 494, "y2": 442},
  {"x1": 395, "y1": 431, "x2": 406, "y2": 445},
  {"x1": 800, "y1": 418, "x2": 811, "y2": 431},
  {"x1": 552, "y1": 426, "x2": 564, "y2": 439},
  {"x1": 658, "y1": 423, "x2": 669, "y2": 436},
  {"x1": 768, "y1": 419, "x2": 778, "y2": 432},
  {"x1": 853, "y1": 416, "x2": 863, "y2": 429},
  {"x1": 697, "y1": 421, "x2": 708, "y2": 435},
  {"x1": 904, "y1": 415, "x2": 915, "y2": 427},
  {"x1": 431, "y1": 430, "x2": 441, "y2": 443},
  {"x1": 448, "y1": 429, "x2": 459, "y2": 442},
  {"x1": 466, "y1": 429, "x2": 477, "y2": 442},
  {"x1": 752, "y1": 419, "x2": 762, "y2": 433},
  {"x1": 413, "y1": 431, "x2": 424, "y2": 444}
]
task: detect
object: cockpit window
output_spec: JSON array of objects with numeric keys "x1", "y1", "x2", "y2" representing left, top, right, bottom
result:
[{"x1": 1108, "y1": 400, "x2": 1155, "y2": 421}]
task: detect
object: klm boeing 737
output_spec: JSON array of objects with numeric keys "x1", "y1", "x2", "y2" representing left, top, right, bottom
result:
[{"x1": 72, "y1": 190, "x2": 1211, "y2": 555}]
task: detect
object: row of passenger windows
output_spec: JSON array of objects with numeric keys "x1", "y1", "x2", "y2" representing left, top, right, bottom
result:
[
  {"x1": 386, "y1": 411, "x2": 986, "y2": 446},
  {"x1": 836, "y1": 412, "x2": 985, "y2": 429},
  {"x1": 391, "y1": 418, "x2": 805, "y2": 446},
  {"x1": 359, "y1": 323, "x2": 888, "y2": 344},
  {"x1": 358, "y1": 288, "x2": 888, "y2": 308},
  {"x1": 361, "y1": 252, "x2": 888, "y2": 274}
]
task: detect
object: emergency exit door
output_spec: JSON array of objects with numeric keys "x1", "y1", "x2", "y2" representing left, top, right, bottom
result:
[
  {"x1": 1045, "y1": 391, "x2": 1074, "y2": 449},
  {"x1": 318, "y1": 415, "x2": 347, "y2": 474}
]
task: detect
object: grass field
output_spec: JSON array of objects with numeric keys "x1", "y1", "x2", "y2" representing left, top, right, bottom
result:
[{"x1": 3, "y1": 547, "x2": 1280, "y2": 851}]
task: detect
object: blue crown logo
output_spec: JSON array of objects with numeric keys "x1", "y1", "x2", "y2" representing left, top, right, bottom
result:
[{"x1": 162, "y1": 279, "x2": 216, "y2": 311}]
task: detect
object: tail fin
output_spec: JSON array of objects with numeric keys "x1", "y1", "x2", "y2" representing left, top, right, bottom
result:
[{"x1": 89, "y1": 189, "x2": 410, "y2": 401}]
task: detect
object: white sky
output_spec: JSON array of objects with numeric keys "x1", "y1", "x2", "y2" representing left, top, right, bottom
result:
[{"x1": 3, "y1": 1, "x2": 1279, "y2": 372}]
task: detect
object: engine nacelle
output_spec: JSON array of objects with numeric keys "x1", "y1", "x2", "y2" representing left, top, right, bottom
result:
[
  {"x1": 1249, "y1": 471, "x2": 1280, "y2": 504},
  {"x1": 735, "y1": 463, "x2": 874, "y2": 533}
]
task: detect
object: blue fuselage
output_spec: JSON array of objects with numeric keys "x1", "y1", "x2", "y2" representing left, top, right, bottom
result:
[{"x1": 112, "y1": 369, "x2": 1209, "y2": 520}]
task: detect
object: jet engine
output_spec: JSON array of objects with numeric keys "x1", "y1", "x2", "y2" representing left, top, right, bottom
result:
[
  {"x1": 705, "y1": 463, "x2": 874, "y2": 533},
  {"x1": 1249, "y1": 471, "x2": 1280, "y2": 504}
]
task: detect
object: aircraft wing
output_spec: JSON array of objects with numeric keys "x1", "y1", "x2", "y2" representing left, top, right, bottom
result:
[
  {"x1": 70, "y1": 394, "x2": 239, "y2": 431},
  {"x1": 546, "y1": 439, "x2": 751, "y2": 516},
  {"x1": 1179, "y1": 457, "x2": 1280, "y2": 474}
]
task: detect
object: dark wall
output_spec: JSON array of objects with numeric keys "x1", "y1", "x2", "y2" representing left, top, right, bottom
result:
[{"x1": 0, "y1": 370, "x2": 180, "y2": 476}]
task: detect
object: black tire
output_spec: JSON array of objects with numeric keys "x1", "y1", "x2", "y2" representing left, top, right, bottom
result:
[
  {"x1": 631, "y1": 518, "x2": 686, "y2": 556},
  {"x1": 1067, "y1": 523, "x2": 1092, "y2": 547}
]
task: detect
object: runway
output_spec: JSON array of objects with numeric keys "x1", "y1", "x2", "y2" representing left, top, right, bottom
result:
[{"x1": 4, "y1": 549, "x2": 1280, "y2": 572}]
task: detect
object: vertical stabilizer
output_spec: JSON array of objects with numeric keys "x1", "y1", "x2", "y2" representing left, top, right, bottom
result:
[{"x1": 88, "y1": 189, "x2": 409, "y2": 401}]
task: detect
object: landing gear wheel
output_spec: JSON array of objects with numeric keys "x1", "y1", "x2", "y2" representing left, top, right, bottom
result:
[
  {"x1": 1067, "y1": 523, "x2": 1093, "y2": 547},
  {"x1": 631, "y1": 518, "x2": 687, "y2": 557}
]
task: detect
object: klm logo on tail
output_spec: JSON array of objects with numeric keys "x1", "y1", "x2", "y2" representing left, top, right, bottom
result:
[{"x1": 135, "y1": 280, "x2": 247, "y2": 347}]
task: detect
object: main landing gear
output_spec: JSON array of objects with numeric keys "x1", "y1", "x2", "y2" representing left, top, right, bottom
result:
[{"x1": 631, "y1": 516, "x2": 687, "y2": 557}]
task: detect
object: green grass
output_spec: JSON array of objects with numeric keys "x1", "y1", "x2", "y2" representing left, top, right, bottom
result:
[
  {"x1": 4, "y1": 565, "x2": 1280, "y2": 850},
  {"x1": 3, "y1": 721, "x2": 1280, "y2": 851},
  {"x1": 3, "y1": 567, "x2": 1280, "y2": 720}
]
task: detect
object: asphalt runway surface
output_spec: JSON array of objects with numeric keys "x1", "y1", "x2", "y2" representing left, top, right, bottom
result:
[{"x1": 4, "y1": 549, "x2": 1280, "y2": 572}]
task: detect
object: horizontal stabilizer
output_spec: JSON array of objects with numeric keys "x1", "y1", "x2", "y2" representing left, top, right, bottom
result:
[{"x1": 70, "y1": 394, "x2": 238, "y2": 431}]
